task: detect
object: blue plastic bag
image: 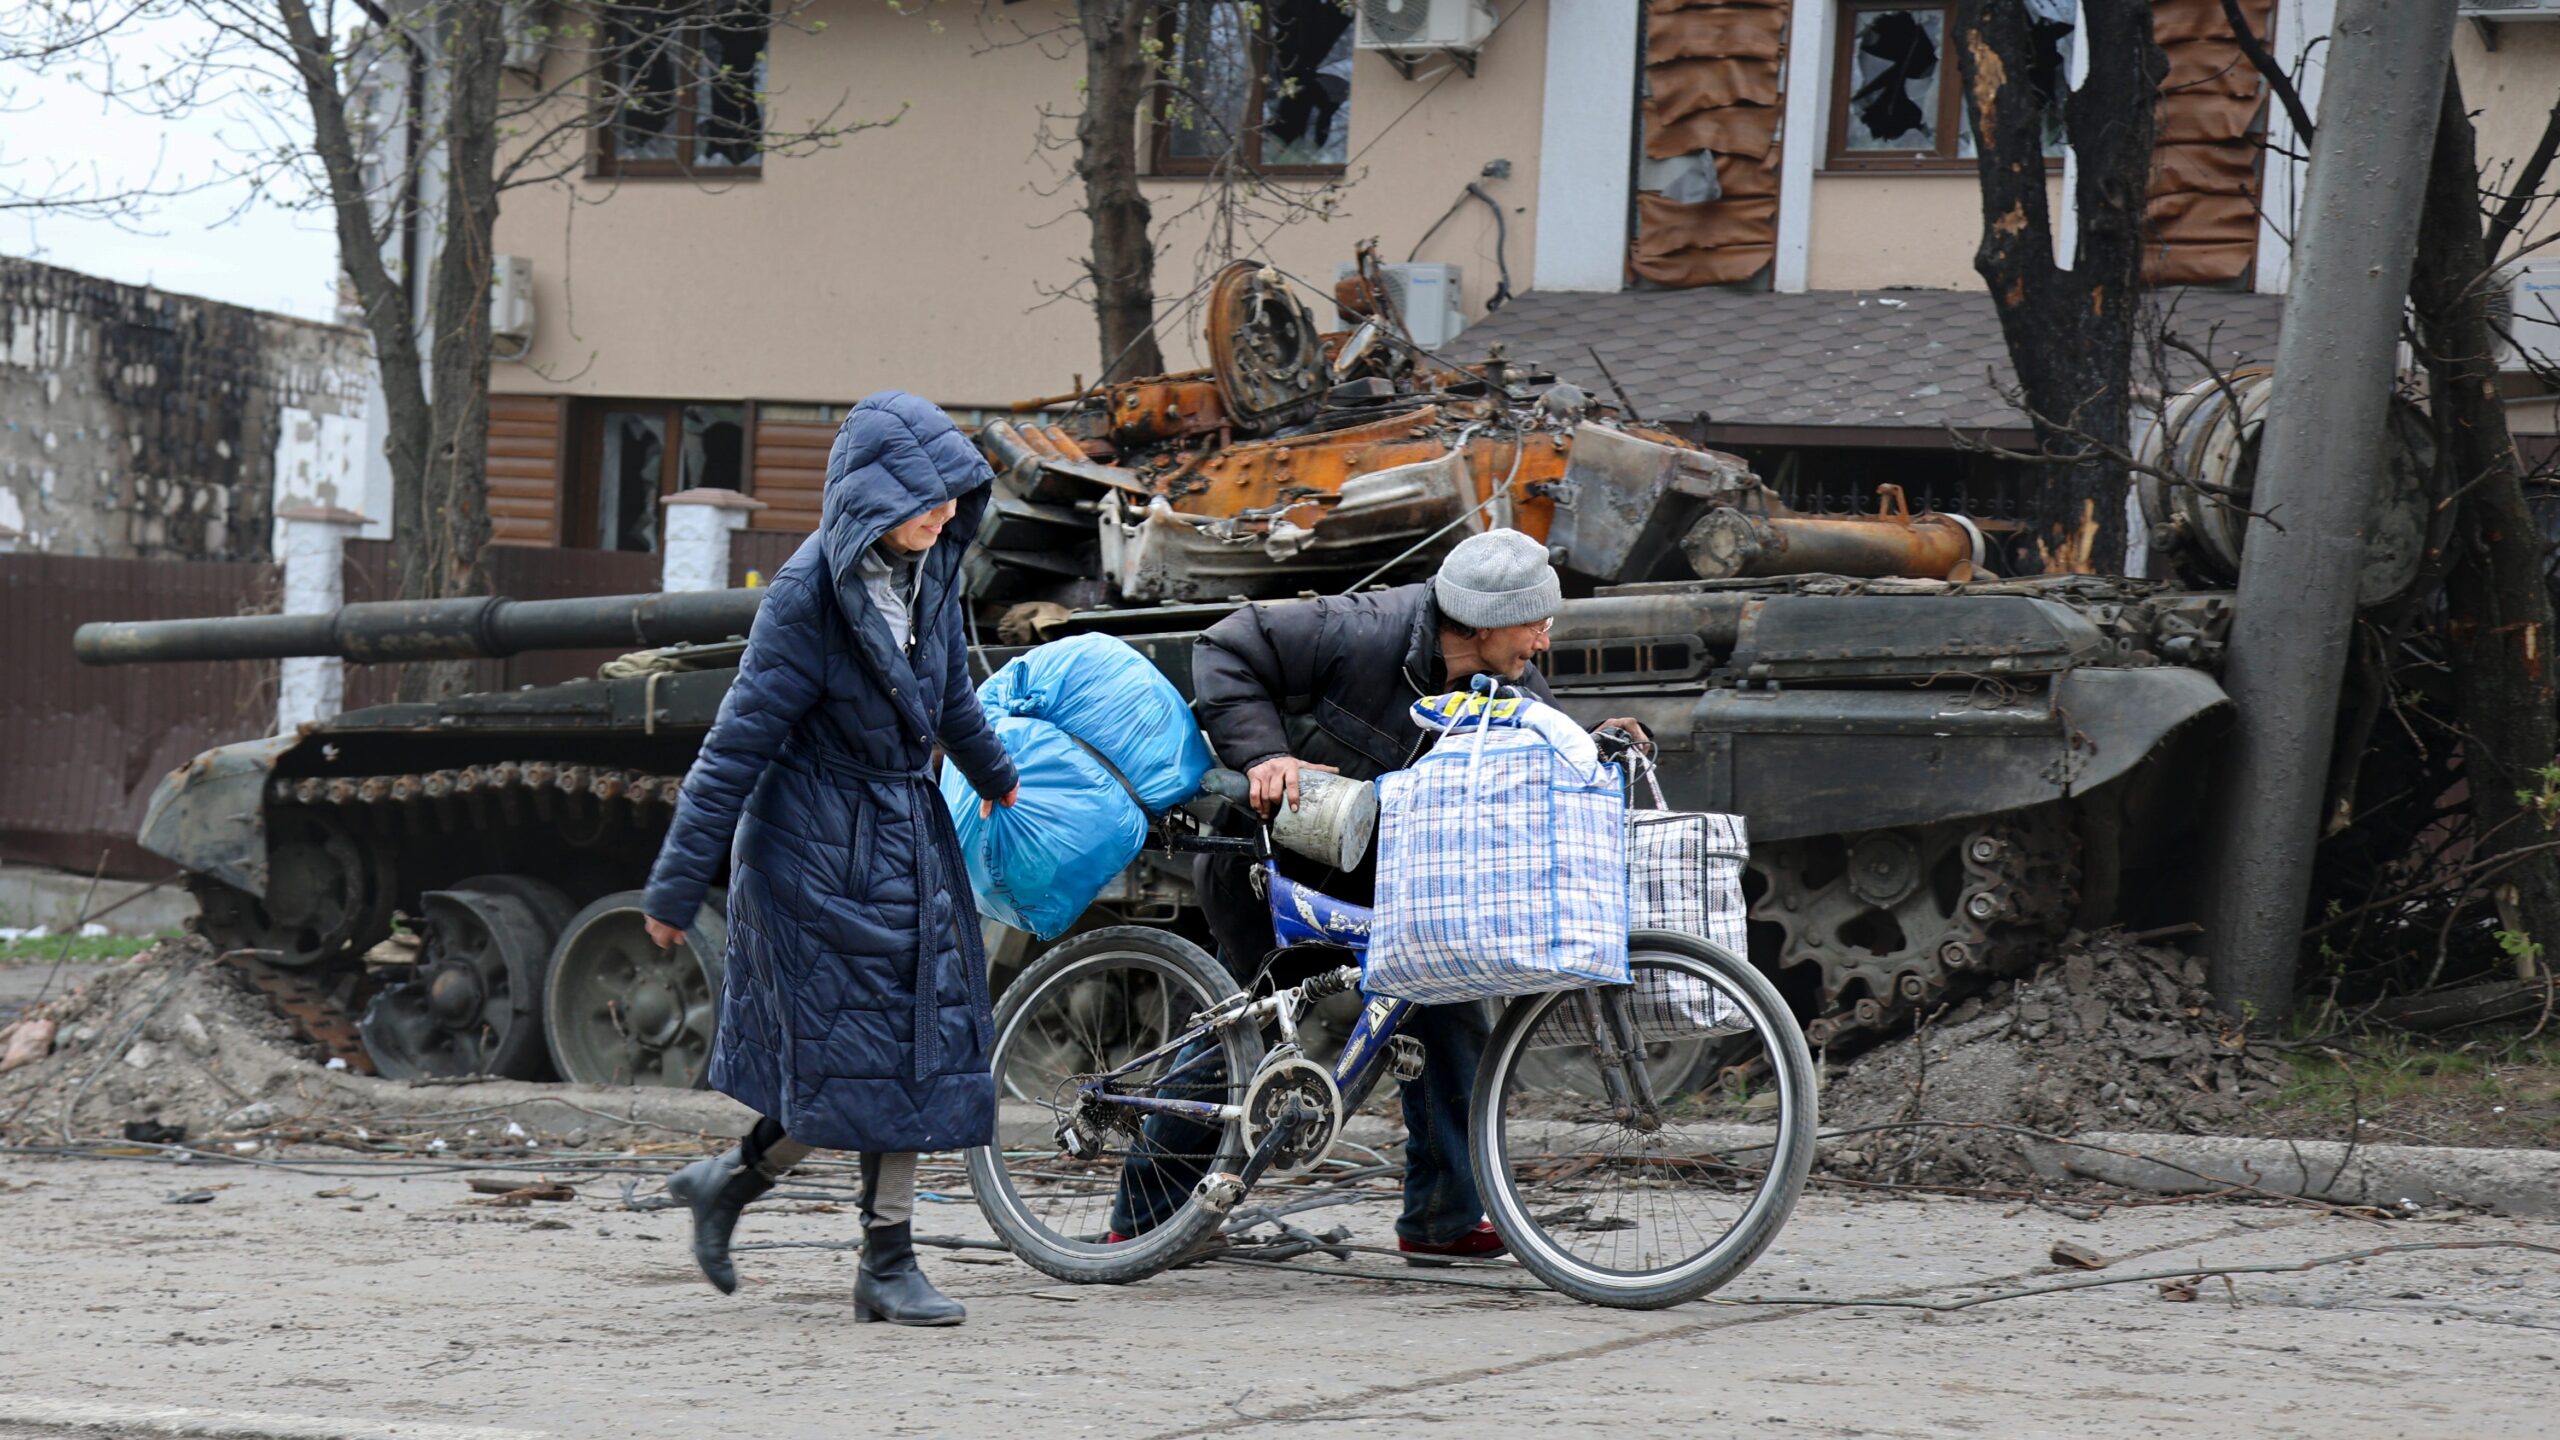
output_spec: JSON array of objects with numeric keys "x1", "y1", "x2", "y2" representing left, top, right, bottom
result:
[{"x1": 942, "y1": 634, "x2": 1214, "y2": 939}]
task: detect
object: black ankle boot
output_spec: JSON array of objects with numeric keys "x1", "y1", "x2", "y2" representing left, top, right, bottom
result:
[
  {"x1": 854, "y1": 1223, "x2": 965, "y2": 1326},
  {"x1": 665, "y1": 1146, "x2": 774, "y2": 1295}
]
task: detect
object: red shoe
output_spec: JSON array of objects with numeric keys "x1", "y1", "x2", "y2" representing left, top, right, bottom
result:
[
  {"x1": 1104, "y1": 1231, "x2": 1133, "y2": 1244},
  {"x1": 1398, "y1": 1220, "x2": 1507, "y2": 1266}
]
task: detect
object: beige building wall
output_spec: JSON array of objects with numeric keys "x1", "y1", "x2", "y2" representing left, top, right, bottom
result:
[
  {"x1": 1804, "y1": 175, "x2": 2065, "y2": 292},
  {"x1": 490, "y1": 0, "x2": 1545, "y2": 409}
]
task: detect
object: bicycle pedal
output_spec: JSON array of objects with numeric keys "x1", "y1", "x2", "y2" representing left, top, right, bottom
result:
[
  {"x1": 1388, "y1": 1035, "x2": 1426, "y2": 1083},
  {"x1": 1191, "y1": 1171, "x2": 1246, "y2": 1215}
]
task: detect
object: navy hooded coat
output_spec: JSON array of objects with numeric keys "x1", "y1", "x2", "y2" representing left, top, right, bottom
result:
[{"x1": 642, "y1": 392, "x2": 1018, "y2": 1154}]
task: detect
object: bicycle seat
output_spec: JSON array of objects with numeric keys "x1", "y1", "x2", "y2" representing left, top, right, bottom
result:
[{"x1": 1267, "y1": 868, "x2": 1372, "y2": 951}]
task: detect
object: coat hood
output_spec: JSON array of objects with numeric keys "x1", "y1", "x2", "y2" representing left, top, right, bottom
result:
[{"x1": 821, "y1": 390, "x2": 995, "y2": 557}]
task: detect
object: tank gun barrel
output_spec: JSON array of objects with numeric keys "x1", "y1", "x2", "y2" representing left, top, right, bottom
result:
[{"x1": 74, "y1": 589, "x2": 767, "y2": 666}]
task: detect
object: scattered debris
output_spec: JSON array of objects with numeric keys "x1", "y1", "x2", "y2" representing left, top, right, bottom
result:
[
  {"x1": 164, "y1": 1190, "x2": 215, "y2": 1205},
  {"x1": 120, "y1": 1120, "x2": 186, "y2": 1145},
  {"x1": 1, "y1": 1018, "x2": 57, "y2": 1073},
  {"x1": 465, "y1": 1178, "x2": 576, "y2": 1206},
  {"x1": 2048, "y1": 1241, "x2": 2111, "y2": 1271},
  {"x1": 1818, "y1": 931, "x2": 2293, "y2": 1186},
  {"x1": 2157, "y1": 1277, "x2": 2201, "y2": 1302}
]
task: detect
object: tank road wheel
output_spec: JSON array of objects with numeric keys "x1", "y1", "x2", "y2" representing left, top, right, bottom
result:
[
  {"x1": 191, "y1": 809, "x2": 390, "y2": 969},
  {"x1": 544, "y1": 890, "x2": 727, "y2": 1089},
  {"x1": 359, "y1": 878, "x2": 572, "y2": 1080},
  {"x1": 1750, "y1": 806, "x2": 2079, "y2": 1048}
]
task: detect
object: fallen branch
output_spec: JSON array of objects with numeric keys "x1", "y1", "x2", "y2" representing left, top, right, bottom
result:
[{"x1": 2363, "y1": 976, "x2": 2558, "y2": 1033}]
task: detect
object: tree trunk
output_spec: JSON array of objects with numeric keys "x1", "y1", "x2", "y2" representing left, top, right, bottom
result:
[
  {"x1": 1954, "y1": 1, "x2": 2163, "y2": 576},
  {"x1": 1076, "y1": 0, "x2": 1164, "y2": 383},
  {"x1": 276, "y1": 0, "x2": 431, "y2": 588},
  {"x1": 399, "y1": 1, "x2": 504, "y2": 701},
  {"x1": 2410, "y1": 65, "x2": 2560, "y2": 977}
]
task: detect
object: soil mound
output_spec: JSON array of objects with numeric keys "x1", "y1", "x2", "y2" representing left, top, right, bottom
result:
[{"x1": 1817, "y1": 931, "x2": 2292, "y2": 1185}]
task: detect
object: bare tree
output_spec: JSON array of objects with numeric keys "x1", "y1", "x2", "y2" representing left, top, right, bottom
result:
[
  {"x1": 4, "y1": 0, "x2": 884, "y2": 697},
  {"x1": 975, "y1": 0, "x2": 1360, "y2": 387},
  {"x1": 1953, "y1": 0, "x2": 2166, "y2": 576}
]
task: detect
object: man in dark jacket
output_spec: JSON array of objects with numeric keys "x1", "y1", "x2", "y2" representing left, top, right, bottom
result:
[
  {"x1": 1113, "y1": 528, "x2": 1645, "y2": 1261},
  {"x1": 641, "y1": 391, "x2": 1020, "y2": 1325}
]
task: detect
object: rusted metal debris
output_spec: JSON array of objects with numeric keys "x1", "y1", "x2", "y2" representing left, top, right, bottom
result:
[{"x1": 968, "y1": 247, "x2": 2007, "y2": 613}]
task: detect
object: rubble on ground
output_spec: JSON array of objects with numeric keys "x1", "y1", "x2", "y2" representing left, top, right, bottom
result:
[
  {"x1": 0, "y1": 937, "x2": 662, "y2": 1155},
  {"x1": 1814, "y1": 930, "x2": 2294, "y2": 1187}
]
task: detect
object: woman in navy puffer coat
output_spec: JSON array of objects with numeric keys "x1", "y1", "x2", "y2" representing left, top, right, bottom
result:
[{"x1": 642, "y1": 391, "x2": 1019, "y2": 1326}]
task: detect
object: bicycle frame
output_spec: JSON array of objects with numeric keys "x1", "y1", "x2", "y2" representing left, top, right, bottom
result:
[{"x1": 1067, "y1": 858, "x2": 1417, "y2": 1128}]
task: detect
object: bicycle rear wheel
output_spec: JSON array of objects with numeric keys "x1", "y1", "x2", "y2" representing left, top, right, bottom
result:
[
  {"x1": 966, "y1": 926, "x2": 1264, "y2": 1285},
  {"x1": 1471, "y1": 931, "x2": 1816, "y2": 1309}
]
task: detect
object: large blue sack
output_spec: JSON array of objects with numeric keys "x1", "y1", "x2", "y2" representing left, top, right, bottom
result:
[{"x1": 942, "y1": 634, "x2": 1214, "y2": 939}]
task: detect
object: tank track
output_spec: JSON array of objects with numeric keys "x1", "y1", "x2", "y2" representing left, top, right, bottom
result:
[
  {"x1": 220, "y1": 950, "x2": 381, "y2": 1074},
  {"x1": 1751, "y1": 805, "x2": 2081, "y2": 1050},
  {"x1": 192, "y1": 763, "x2": 688, "y2": 1069}
]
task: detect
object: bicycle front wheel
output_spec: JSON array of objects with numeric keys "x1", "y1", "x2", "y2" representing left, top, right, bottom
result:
[
  {"x1": 965, "y1": 926, "x2": 1264, "y2": 1285},
  {"x1": 1471, "y1": 931, "x2": 1817, "y2": 1309}
]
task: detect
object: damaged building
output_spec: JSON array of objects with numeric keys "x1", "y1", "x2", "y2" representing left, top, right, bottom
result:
[{"x1": 0, "y1": 256, "x2": 380, "y2": 560}]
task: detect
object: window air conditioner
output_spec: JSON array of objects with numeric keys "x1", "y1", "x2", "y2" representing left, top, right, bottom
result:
[
  {"x1": 490, "y1": 256, "x2": 536, "y2": 358},
  {"x1": 1335, "y1": 261, "x2": 1467, "y2": 349},
  {"x1": 2491, "y1": 261, "x2": 2560, "y2": 374},
  {"x1": 1355, "y1": 0, "x2": 1499, "y2": 76}
]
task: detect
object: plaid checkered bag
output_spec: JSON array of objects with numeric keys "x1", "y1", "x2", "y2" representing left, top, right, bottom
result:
[
  {"x1": 1365, "y1": 690, "x2": 1630, "y2": 1004},
  {"x1": 1625, "y1": 755, "x2": 1750, "y2": 952},
  {"x1": 1525, "y1": 756, "x2": 1752, "y2": 1047}
]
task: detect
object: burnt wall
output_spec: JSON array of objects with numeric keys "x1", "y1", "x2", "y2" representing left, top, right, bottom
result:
[{"x1": 0, "y1": 257, "x2": 372, "y2": 560}]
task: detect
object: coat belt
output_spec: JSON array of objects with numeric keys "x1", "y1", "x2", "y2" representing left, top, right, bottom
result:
[{"x1": 786, "y1": 744, "x2": 995, "y2": 1084}]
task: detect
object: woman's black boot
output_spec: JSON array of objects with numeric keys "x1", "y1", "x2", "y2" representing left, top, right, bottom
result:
[
  {"x1": 854, "y1": 1223, "x2": 965, "y2": 1326},
  {"x1": 665, "y1": 1147, "x2": 774, "y2": 1295}
]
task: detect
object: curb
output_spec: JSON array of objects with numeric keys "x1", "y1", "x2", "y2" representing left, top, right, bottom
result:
[
  {"x1": 314, "y1": 1071, "x2": 754, "y2": 1139},
  {"x1": 2018, "y1": 1131, "x2": 2560, "y2": 1218}
]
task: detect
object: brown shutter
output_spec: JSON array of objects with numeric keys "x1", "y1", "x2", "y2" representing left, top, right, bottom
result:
[
  {"x1": 2143, "y1": 0, "x2": 2274, "y2": 287},
  {"x1": 748, "y1": 415, "x2": 834, "y2": 534},
  {"x1": 1631, "y1": 0, "x2": 1791, "y2": 290},
  {"x1": 486, "y1": 394, "x2": 565, "y2": 546}
]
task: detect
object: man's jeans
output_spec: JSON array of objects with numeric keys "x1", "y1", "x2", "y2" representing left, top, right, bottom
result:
[{"x1": 1106, "y1": 999, "x2": 1491, "y2": 1245}]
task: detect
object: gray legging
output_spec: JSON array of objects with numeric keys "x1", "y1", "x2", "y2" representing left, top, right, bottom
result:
[{"x1": 747, "y1": 1128, "x2": 916, "y2": 1229}]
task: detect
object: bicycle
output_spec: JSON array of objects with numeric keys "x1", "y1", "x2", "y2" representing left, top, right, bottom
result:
[{"x1": 966, "y1": 733, "x2": 1817, "y2": 1309}]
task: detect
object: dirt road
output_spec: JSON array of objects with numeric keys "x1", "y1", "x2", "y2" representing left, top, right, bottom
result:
[{"x1": 1, "y1": 1153, "x2": 2552, "y2": 1439}]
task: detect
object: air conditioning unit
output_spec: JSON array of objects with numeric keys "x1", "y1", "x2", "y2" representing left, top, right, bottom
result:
[
  {"x1": 490, "y1": 256, "x2": 535, "y2": 357},
  {"x1": 2490, "y1": 260, "x2": 2560, "y2": 374},
  {"x1": 1355, "y1": 0, "x2": 1498, "y2": 76},
  {"x1": 1335, "y1": 261, "x2": 1467, "y2": 349}
]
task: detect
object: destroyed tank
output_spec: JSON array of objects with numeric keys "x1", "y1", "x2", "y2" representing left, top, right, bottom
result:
[
  {"x1": 71, "y1": 252, "x2": 2241, "y2": 1075},
  {"x1": 77, "y1": 569, "x2": 2235, "y2": 1077}
]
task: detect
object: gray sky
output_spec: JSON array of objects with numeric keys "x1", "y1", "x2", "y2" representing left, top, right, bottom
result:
[{"x1": 2, "y1": 10, "x2": 342, "y2": 323}]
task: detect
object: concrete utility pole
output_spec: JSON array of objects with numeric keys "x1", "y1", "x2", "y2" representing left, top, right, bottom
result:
[{"x1": 2201, "y1": 0, "x2": 2457, "y2": 1025}]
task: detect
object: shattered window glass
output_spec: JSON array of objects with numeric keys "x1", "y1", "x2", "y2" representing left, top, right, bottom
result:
[
  {"x1": 601, "y1": 1, "x2": 769, "y2": 174},
  {"x1": 610, "y1": 19, "x2": 686, "y2": 165},
  {"x1": 1163, "y1": 2, "x2": 1257, "y2": 165},
  {"x1": 695, "y1": 10, "x2": 769, "y2": 169},
  {"x1": 681, "y1": 405, "x2": 746, "y2": 492},
  {"x1": 1157, "y1": 0, "x2": 1352, "y2": 174},
  {"x1": 1843, "y1": 8, "x2": 1943, "y2": 152},
  {"x1": 598, "y1": 411, "x2": 666, "y2": 552},
  {"x1": 1260, "y1": 0, "x2": 1354, "y2": 168}
]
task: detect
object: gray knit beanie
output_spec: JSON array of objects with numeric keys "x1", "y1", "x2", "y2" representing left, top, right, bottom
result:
[{"x1": 1433, "y1": 528, "x2": 1562, "y2": 629}]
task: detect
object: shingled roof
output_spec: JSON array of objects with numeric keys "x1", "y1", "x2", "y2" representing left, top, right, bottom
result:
[{"x1": 1452, "y1": 286, "x2": 2287, "y2": 442}]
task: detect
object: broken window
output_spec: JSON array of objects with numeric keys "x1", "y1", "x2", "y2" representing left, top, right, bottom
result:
[
  {"x1": 1154, "y1": 0, "x2": 1355, "y2": 175},
  {"x1": 596, "y1": 1, "x2": 770, "y2": 176},
  {"x1": 573, "y1": 400, "x2": 749, "y2": 552},
  {"x1": 1826, "y1": 2, "x2": 2070, "y2": 171}
]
